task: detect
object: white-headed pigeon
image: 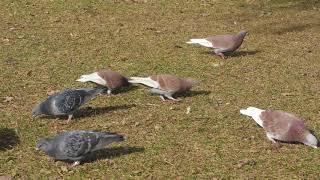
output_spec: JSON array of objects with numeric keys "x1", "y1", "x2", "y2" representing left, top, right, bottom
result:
[
  {"x1": 186, "y1": 31, "x2": 248, "y2": 59},
  {"x1": 36, "y1": 130, "x2": 124, "y2": 166},
  {"x1": 128, "y1": 74, "x2": 198, "y2": 101},
  {"x1": 76, "y1": 69, "x2": 130, "y2": 95},
  {"x1": 240, "y1": 107, "x2": 318, "y2": 148}
]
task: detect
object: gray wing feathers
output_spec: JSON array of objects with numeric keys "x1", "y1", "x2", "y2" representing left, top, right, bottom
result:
[
  {"x1": 50, "y1": 88, "x2": 103, "y2": 115},
  {"x1": 40, "y1": 130, "x2": 124, "y2": 161},
  {"x1": 58, "y1": 131, "x2": 100, "y2": 159}
]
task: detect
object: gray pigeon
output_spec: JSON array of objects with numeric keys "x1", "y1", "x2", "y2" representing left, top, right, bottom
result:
[
  {"x1": 128, "y1": 74, "x2": 198, "y2": 101},
  {"x1": 35, "y1": 130, "x2": 124, "y2": 166},
  {"x1": 32, "y1": 87, "x2": 105, "y2": 123},
  {"x1": 76, "y1": 69, "x2": 130, "y2": 95},
  {"x1": 186, "y1": 31, "x2": 248, "y2": 59},
  {"x1": 240, "y1": 107, "x2": 318, "y2": 148}
]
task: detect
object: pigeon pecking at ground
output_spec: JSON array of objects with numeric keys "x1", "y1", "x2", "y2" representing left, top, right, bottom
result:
[
  {"x1": 35, "y1": 130, "x2": 124, "y2": 166},
  {"x1": 76, "y1": 69, "x2": 130, "y2": 95},
  {"x1": 32, "y1": 87, "x2": 105, "y2": 123},
  {"x1": 128, "y1": 74, "x2": 198, "y2": 101},
  {"x1": 240, "y1": 107, "x2": 318, "y2": 148},
  {"x1": 186, "y1": 30, "x2": 248, "y2": 59}
]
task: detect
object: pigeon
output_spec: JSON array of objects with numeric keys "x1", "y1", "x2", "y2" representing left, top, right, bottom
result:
[
  {"x1": 35, "y1": 130, "x2": 124, "y2": 166},
  {"x1": 128, "y1": 74, "x2": 198, "y2": 101},
  {"x1": 240, "y1": 107, "x2": 318, "y2": 148},
  {"x1": 76, "y1": 69, "x2": 130, "y2": 95},
  {"x1": 32, "y1": 87, "x2": 105, "y2": 123},
  {"x1": 186, "y1": 31, "x2": 248, "y2": 59}
]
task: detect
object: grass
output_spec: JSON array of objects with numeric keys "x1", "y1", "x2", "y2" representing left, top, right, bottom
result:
[{"x1": 0, "y1": 0, "x2": 320, "y2": 178}]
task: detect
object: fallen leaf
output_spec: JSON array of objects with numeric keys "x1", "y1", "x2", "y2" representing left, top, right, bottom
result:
[
  {"x1": 186, "y1": 106, "x2": 191, "y2": 114},
  {"x1": 26, "y1": 70, "x2": 32, "y2": 76},
  {"x1": 3, "y1": 96, "x2": 13, "y2": 103},
  {"x1": 154, "y1": 125, "x2": 162, "y2": 130}
]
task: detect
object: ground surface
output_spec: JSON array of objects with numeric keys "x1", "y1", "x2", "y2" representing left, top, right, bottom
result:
[{"x1": 0, "y1": 0, "x2": 320, "y2": 178}]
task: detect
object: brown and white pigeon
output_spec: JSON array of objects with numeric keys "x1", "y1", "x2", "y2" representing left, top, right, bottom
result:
[
  {"x1": 240, "y1": 107, "x2": 318, "y2": 148},
  {"x1": 128, "y1": 74, "x2": 198, "y2": 101},
  {"x1": 186, "y1": 31, "x2": 248, "y2": 59},
  {"x1": 76, "y1": 69, "x2": 130, "y2": 95}
]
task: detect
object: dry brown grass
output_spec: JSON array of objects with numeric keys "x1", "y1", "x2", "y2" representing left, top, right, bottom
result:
[{"x1": 0, "y1": 0, "x2": 320, "y2": 178}]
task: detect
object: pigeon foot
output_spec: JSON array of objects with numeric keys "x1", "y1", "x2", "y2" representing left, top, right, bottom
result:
[
  {"x1": 71, "y1": 161, "x2": 80, "y2": 167},
  {"x1": 66, "y1": 114, "x2": 73, "y2": 124}
]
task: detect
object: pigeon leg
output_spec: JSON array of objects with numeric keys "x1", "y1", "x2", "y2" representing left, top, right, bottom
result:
[
  {"x1": 217, "y1": 52, "x2": 226, "y2": 59},
  {"x1": 164, "y1": 93, "x2": 181, "y2": 102},
  {"x1": 160, "y1": 95, "x2": 166, "y2": 101},
  {"x1": 266, "y1": 133, "x2": 277, "y2": 143},
  {"x1": 166, "y1": 96, "x2": 181, "y2": 102},
  {"x1": 107, "y1": 89, "x2": 112, "y2": 96},
  {"x1": 67, "y1": 114, "x2": 73, "y2": 124},
  {"x1": 71, "y1": 161, "x2": 80, "y2": 167}
]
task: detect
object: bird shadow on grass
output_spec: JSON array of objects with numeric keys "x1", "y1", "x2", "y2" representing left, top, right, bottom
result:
[
  {"x1": 201, "y1": 50, "x2": 260, "y2": 57},
  {"x1": 39, "y1": 104, "x2": 136, "y2": 121},
  {"x1": 74, "y1": 104, "x2": 136, "y2": 119},
  {"x1": 229, "y1": 50, "x2": 260, "y2": 57},
  {"x1": 179, "y1": 90, "x2": 211, "y2": 98},
  {"x1": 107, "y1": 85, "x2": 139, "y2": 95},
  {"x1": 83, "y1": 146, "x2": 145, "y2": 164},
  {"x1": 0, "y1": 128, "x2": 20, "y2": 151},
  {"x1": 272, "y1": 140, "x2": 314, "y2": 148}
]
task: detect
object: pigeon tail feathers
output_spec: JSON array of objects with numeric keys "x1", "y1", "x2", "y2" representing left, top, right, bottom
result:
[
  {"x1": 128, "y1": 77, "x2": 160, "y2": 88},
  {"x1": 304, "y1": 133, "x2": 318, "y2": 148},
  {"x1": 186, "y1": 39, "x2": 213, "y2": 48},
  {"x1": 240, "y1": 107, "x2": 265, "y2": 127},
  {"x1": 76, "y1": 72, "x2": 107, "y2": 85},
  {"x1": 92, "y1": 132, "x2": 124, "y2": 151}
]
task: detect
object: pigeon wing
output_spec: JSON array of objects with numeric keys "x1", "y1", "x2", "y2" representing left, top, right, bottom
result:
[
  {"x1": 152, "y1": 74, "x2": 181, "y2": 93},
  {"x1": 261, "y1": 110, "x2": 296, "y2": 139},
  {"x1": 98, "y1": 70, "x2": 129, "y2": 89},
  {"x1": 53, "y1": 90, "x2": 87, "y2": 114},
  {"x1": 58, "y1": 131, "x2": 99, "y2": 159},
  {"x1": 206, "y1": 35, "x2": 236, "y2": 50}
]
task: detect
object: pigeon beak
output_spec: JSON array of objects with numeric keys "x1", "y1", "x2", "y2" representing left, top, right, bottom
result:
[{"x1": 35, "y1": 147, "x2": 40, "y2": 151}]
